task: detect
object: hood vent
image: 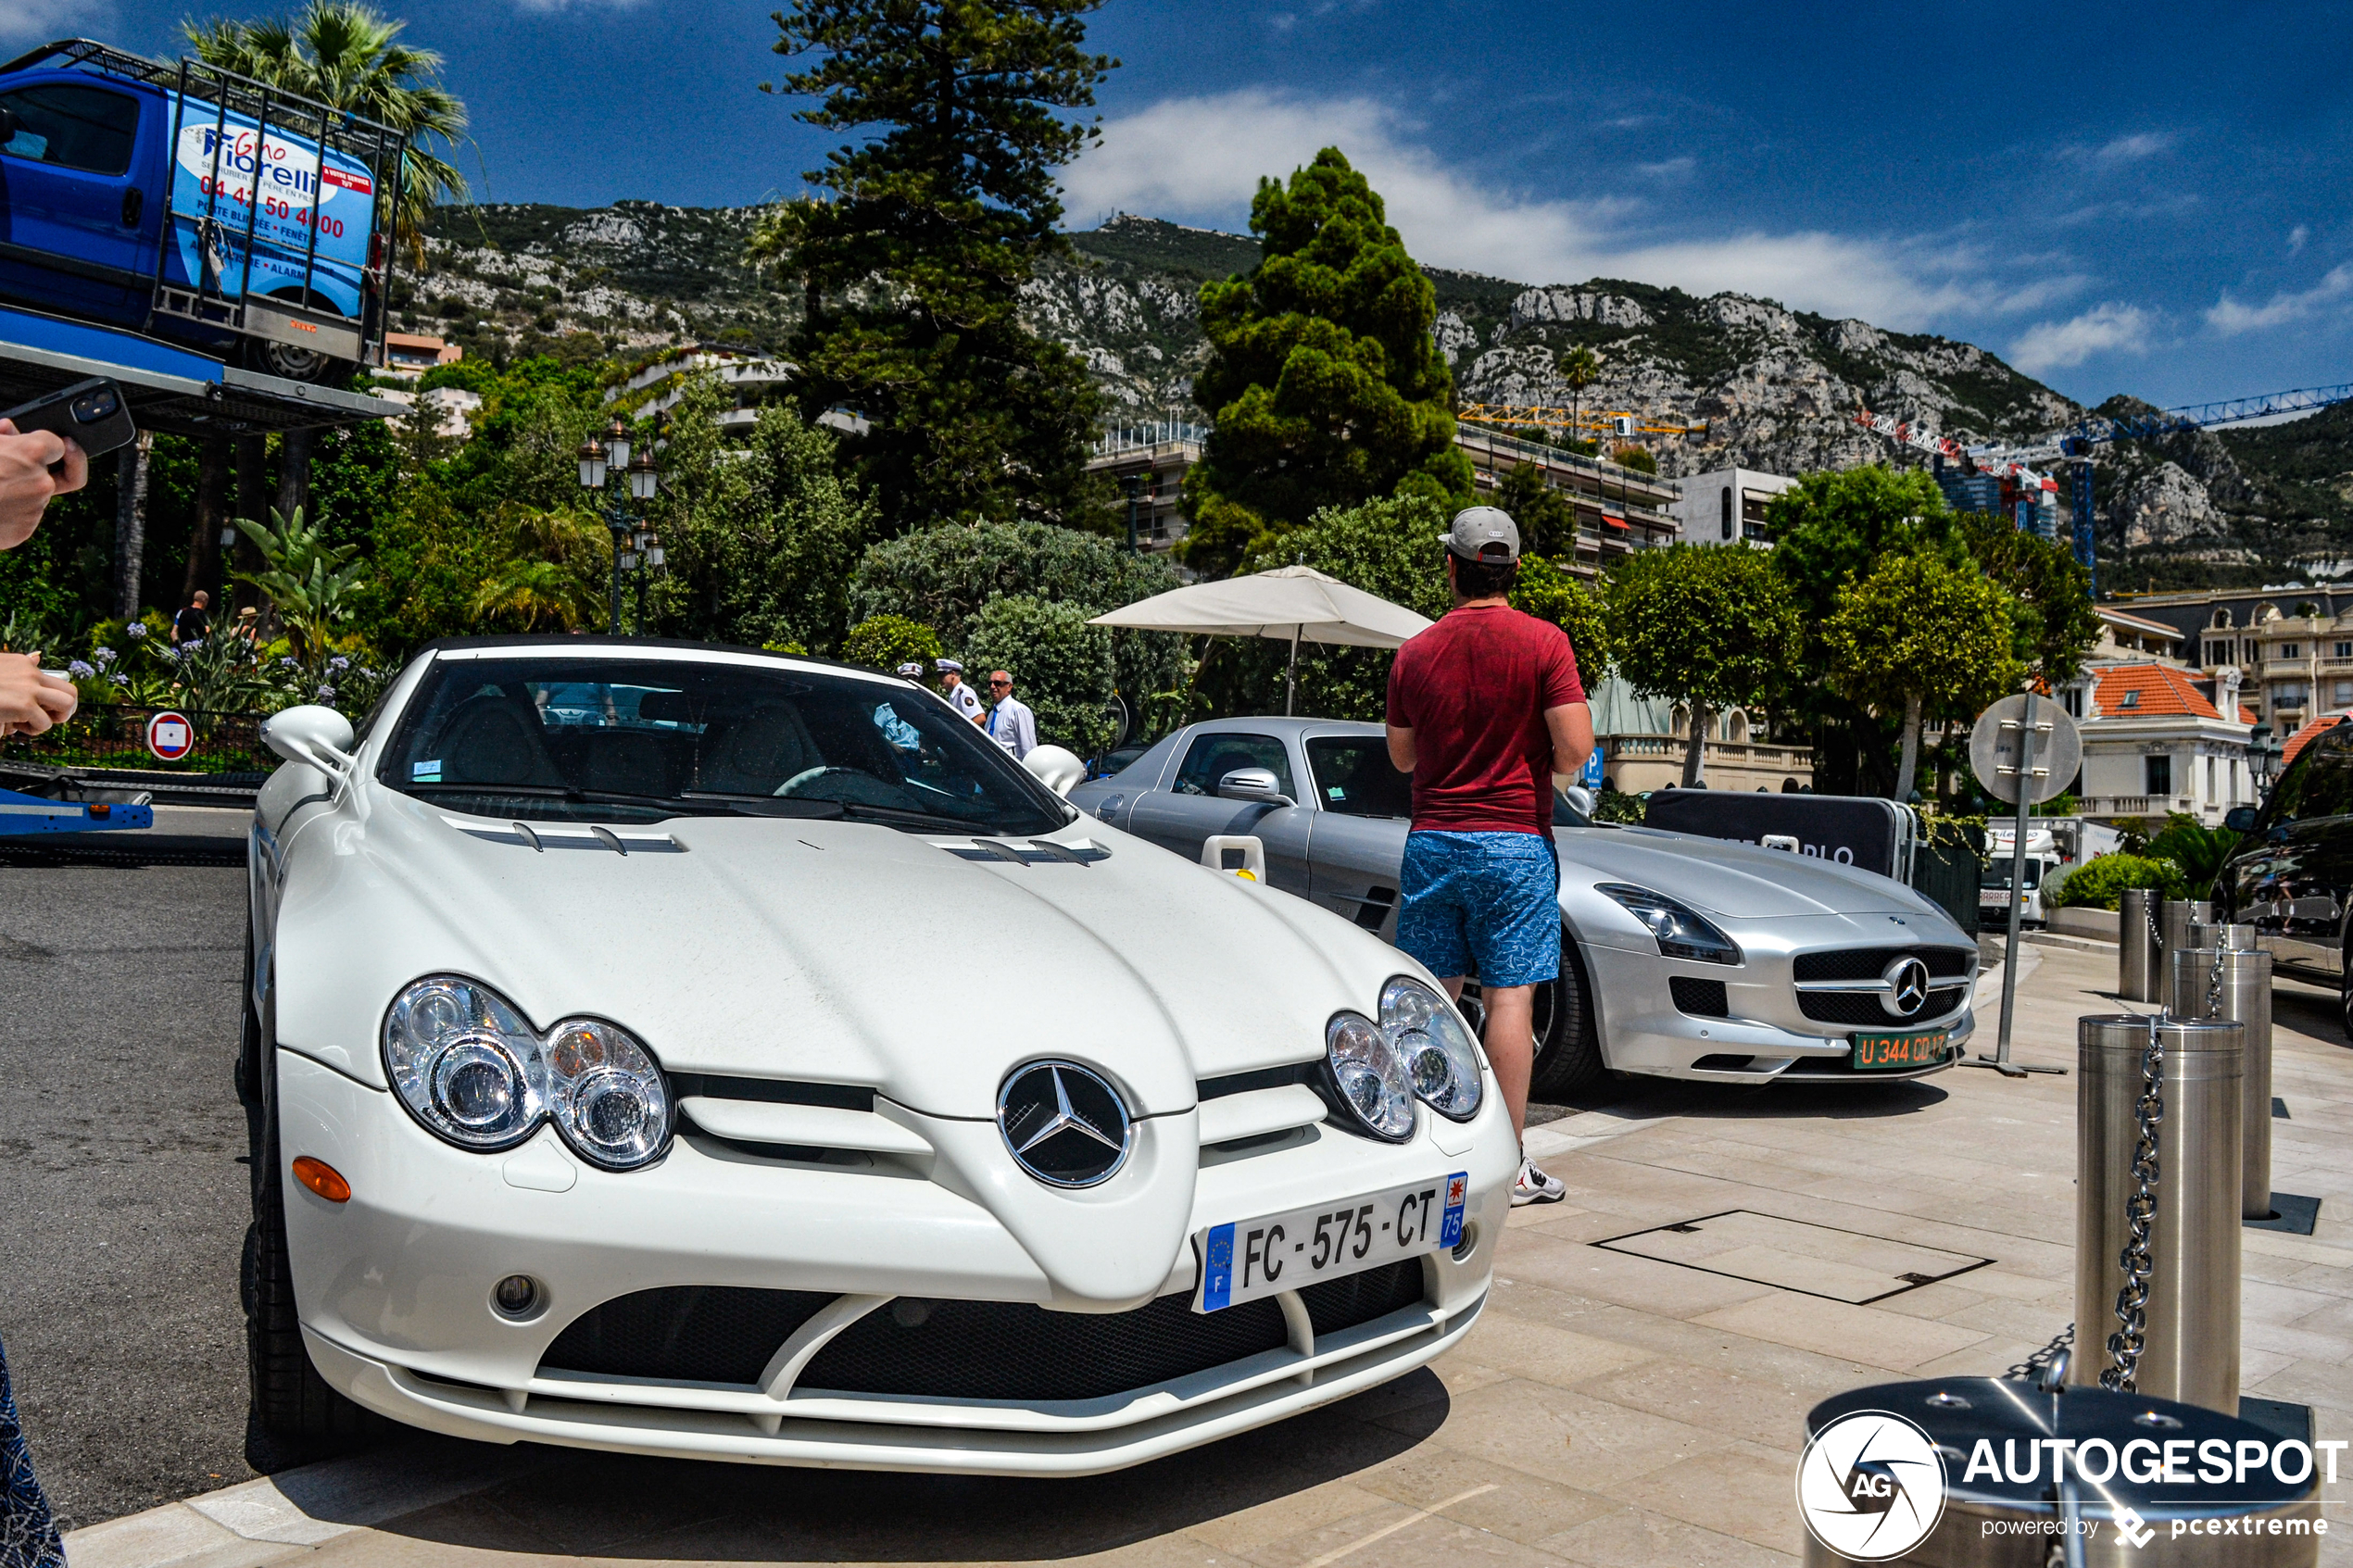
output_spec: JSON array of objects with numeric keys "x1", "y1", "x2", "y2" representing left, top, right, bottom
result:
[
  {"x1": 936, "y1": 837, "x2": 1111, "y2": 866},
  {"x1": 446, "y1": 817, "x2": 686, "y2": 855}
]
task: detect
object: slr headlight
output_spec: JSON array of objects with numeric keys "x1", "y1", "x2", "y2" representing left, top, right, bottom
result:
[
  {"x1": 1379, "y1": 976, "x2": 1484, "y2": 1121},
  {"x1": 1598, "y1": 883, "x2": 1742, "y2": 965},
  {"x1": 382, "y1": 977, "x2": 671, "y2": 1169},
  {"x1": 1325, "y1": 1011, "x2": 1416, "y2": 1141},
  {"x1": 546, "y1": 1018, "x2": 671, "y2": 1170},
  {"x1": 384, "y1": 978, "x2": 546, "y2": 1150}
]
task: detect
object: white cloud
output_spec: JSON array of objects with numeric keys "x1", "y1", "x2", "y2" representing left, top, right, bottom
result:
[
  {"x1": 2082, "y1": 132, "x2": 2173, "y2": 164},
  {"x1": 1064, "y1": 89, "x2": 2062, "y2": 330},
  {"x1": 506, "y1": 0, "x2": 644, "y2": 11},
  {"x1": 2288, "y1": 224, "x2": 2310, "y2": 256},
  {"x1": 0, "y1": 0, "x2": 109, "y2": 42},
  {"x1": 2008, "y1": 303, "x2": 2154, "y2": 374},
  {"x1": 1635, "y1": 157, "x2": 1694, "y2": 180},
  {"x1": 2206, "y1": 263, "x2": 2353, "y2": 335}
]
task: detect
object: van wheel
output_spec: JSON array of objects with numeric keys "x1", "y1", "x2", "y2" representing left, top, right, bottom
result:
[
  {"x1": 244, "y1": 333, "x2": 350, "y2": 385},
  {"x1": 1528, "y1": 929, "x2": 1605, "y2": 1101}
]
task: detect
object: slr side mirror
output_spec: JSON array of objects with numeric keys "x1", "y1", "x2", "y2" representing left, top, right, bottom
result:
[
  {"x1": 261, "y1": 704, "x2": 356, "y2": 777},
  {"x1": 2223, "y1": 806, "x2": 2259, "y2": 834},
  {"x1": 1216, "y1": 768, "x2": 1294, "y2": 808}
]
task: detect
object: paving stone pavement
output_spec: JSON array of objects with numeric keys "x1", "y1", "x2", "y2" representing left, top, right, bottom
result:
[{"x1": 65, "y1": 941, "x2": 2353, "y2": 1567}]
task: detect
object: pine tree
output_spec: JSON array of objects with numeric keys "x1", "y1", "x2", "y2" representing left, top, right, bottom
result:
[
  {"x1": 750, "y1": 0, "x2": 1114, "y2": 533},
  {"x1": 1181, "y1": 148, "x2": 1472, "y2": 576}
]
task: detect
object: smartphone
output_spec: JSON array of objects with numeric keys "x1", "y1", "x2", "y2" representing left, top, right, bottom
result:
[{"x1": 1, "y1": 377, "x2": 138, "y2": 469}]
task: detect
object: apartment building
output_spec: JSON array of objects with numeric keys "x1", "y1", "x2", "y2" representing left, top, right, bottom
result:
[
  {"x1": 1669, "y1": 466, "x2": 1794, "y2": 546},
  {"x1": 2103, "y1": 586, "x2": 2353, "y2": 732},
  {"x1": 2069, "y1": 663, "x2": 2256, "y2": 827},
  {"x1": 1080, "y1": 422, "x2": 1682, "y2": 568}
]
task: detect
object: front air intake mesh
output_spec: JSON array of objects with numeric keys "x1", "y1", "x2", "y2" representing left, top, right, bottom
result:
[
  {"x1": 1668, "y1": 976, "x2": 1730, "y2": 1017},
  {"x1": 799, "y1": 1260, "x2": 1431, "y2": 1403},
  {"x1": 1792, "y1": 947, "x2": 1974, "y2": 982},
  {"x1": 538, "y1": 1286, "x2": 835, "y2": 1386}
]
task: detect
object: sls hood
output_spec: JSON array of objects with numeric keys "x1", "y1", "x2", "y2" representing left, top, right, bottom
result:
[{"x1": 1556, "y1": 825, "x2": 1944, "y2": 921}]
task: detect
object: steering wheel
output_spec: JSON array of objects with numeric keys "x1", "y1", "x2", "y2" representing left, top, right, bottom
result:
[{"x1": 776, "y1": 766, "x2": 862, "y2": 797}]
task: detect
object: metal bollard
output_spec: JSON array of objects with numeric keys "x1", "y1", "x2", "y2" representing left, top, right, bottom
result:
[
  {"x1": 2118, "y1": 888, "x2": 2161, "y2": 1001},
  {"x1": 2185, "y1": 920, "x2": 2258, "y2": 949},
  {"x1": 1800, "y1": 1378, "x2": 2321, "y2": 1565},
  {"x1": 2170, "y1": 946, "x2": 2275, "y2": 1221},
  {"x1": 2071, "y1": 1015, "x2": 2243, "y2": 1411},
  {"x1": 2159, "y1": 897, "x2": 2213, "y2": 961}
]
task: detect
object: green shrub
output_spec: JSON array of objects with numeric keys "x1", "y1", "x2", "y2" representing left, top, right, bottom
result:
[
  {"x1": 2050, "y1": 852, "x2": 2183, "y2": 910},
  {"x1": 960, "y1": 594, "x2": 1117, "y2": 756},
  {"x1": 838, "y1": 615, "x2": 941, "y2": 672}
]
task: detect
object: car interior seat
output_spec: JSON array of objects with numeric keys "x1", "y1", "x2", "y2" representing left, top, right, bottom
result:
[
  {"x1": 436, "y1": 691, "x2": 563, "y2": 787},
  {"x1": 700, "y1": 702, "x2": 823, "y2": 795}
]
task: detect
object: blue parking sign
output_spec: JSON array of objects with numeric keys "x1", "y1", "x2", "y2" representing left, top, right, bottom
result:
[{"x1": 1581, "y1": 742, "x2": 1604, "y2": 788}]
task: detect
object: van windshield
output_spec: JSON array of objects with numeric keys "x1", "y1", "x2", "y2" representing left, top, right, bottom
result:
[{"x1": 377, "y1": 656, "x2": 1069, "y2": 836}]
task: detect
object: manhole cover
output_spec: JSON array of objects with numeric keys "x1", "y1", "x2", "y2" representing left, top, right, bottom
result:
[{"x1": 1593, "y1": 1210, "x2": 1992, "y2": 1303}]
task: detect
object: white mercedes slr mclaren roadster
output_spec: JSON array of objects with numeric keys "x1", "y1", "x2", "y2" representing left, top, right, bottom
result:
[{"x1": 239, "y1": 638, "x2": 1516, "y2": 1474}]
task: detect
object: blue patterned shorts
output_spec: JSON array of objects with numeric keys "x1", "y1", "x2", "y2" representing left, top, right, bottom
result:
[
  {"x1": 0, "y1": 1335, "x2": 63, "y2": 1568},
  {"x1": 1398, "y1": 830, "x2": 1561, "y2": 989}
]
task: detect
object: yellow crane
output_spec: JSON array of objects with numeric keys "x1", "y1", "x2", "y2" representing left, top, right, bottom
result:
[{"x1": 1455, "y1": 404, "x2": 1710, "y2": 439}]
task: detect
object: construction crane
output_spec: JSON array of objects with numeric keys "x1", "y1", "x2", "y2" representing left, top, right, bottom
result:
[
  {"x1": 1456, "y1": 405, "x2": 1710, "y2": 442},
  {"x1": 1856, "y1": 381, "x2": 2353, "y2": 596}
]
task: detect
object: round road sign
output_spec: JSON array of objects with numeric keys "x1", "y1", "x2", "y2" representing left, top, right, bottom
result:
[
  {"x1": 146, "y1": 709, "x2": 195, "y2": 761},
  {"x1": 1968, "y1": 694, "x2": 2081, "y2": 807}
]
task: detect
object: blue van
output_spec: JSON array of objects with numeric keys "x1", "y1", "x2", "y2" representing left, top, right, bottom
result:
[{"x1": 0, "y1": 38, "x2": 401, "y2": 382}]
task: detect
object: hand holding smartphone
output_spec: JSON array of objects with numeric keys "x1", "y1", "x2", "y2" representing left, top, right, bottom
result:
[{"x1": 2, "y1": 377, "x2": 137, "y2": 470}]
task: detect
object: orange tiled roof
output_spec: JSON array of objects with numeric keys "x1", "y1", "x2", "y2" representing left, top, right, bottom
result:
[
  {"x1": 2091, "y1": 663, "x2": 2231, "y2": 721},
  {"x1": 2283, "y1": 711, "x2": 2353, "y2": 767},
  {"x1": 2241, "y1": 704, "x2": 2259, "y2": 726}
]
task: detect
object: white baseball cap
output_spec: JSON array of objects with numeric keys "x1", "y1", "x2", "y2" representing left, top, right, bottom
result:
[{"x1": 1441, "y1": 506, "x2": 1521, "y2": 563}]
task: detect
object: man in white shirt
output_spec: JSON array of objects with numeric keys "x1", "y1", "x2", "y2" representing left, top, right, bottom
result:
[
  {"x1": 984, "y1": 669, "x2": 1038, "y2": 759},
  {"x1": 937, "y1": 659, "x2": 985, "y2": 724}
]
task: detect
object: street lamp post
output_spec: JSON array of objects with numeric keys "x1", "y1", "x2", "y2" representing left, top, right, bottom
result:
[{"x1": 575, "y1": 415, "x2": 661, "y2": 635}]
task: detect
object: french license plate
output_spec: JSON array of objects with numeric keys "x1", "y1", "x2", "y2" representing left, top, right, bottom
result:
[
  {"x1": 1850, "y1": 1029, "x2": 1951, "y2": 1071},
  {"x1": 1194, "y1": 1172, "x2": 1467, "y2": 1313}
]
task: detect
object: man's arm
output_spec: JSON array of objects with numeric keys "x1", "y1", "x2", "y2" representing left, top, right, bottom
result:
[
  {"x1": 1386, "y1": 723, "x2": 1416, "y2": 773},
  {"x1": 1546, "y1": 701, "x2": 1594, "y2": 780}
]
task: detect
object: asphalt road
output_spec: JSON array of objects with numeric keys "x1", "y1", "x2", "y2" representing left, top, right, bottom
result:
[{"x1": 0, "y1": 861, "x2": 260, "y2": 1530}]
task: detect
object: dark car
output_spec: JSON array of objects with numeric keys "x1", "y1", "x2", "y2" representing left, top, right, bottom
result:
[{"x1": 2218, "y1": 718, "x2": 2353, "y2": 1034}]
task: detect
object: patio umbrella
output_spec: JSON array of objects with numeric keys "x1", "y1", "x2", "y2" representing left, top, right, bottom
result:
[{"x1": 1088, "y1": 565, "x2": 1432, "y2": 715}]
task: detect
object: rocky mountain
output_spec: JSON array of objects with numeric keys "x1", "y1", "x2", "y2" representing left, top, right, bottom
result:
[{"x1": 403, "y1": 206, "x2": 2349, "y2": 587}]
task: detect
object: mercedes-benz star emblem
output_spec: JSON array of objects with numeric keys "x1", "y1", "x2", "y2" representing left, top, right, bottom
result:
[
  {"x1": 1881, "y1": 956, "x2": 1932, "y2": 1018},
  {"x1": 997, "y1": 1061, "x2": 1133, "y2": 1187}
]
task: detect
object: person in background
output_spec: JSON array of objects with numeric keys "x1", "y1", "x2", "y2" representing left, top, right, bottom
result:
[
  {"x1": 1384, "y1": 506, "x2": 1592, "y2": 1208},
  {"x1": 936, "y1": 658, "x2": 985, "y2": 724},
  {"x1": 984, "y1": 669, "x2": 1038, "y2": 759},
  {"x1": 172, "y1": 589, "x2": 211, "y2": 645},
  {"x1": 232, "y1": 607, "x2": 260, "y2": 647},
  {"x1": 0, "y1": 416, "x2": 75, "y2": 1565}
]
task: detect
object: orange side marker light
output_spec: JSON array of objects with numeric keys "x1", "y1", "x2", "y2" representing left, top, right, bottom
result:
[{"x1": 293, "y1": 1156, "x2": 351, "y2": 1203}]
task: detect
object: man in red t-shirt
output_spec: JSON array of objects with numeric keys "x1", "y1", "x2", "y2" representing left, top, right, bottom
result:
[{"x1": 1385, "y1": 506, "x2": 1592, "y2": 1205}]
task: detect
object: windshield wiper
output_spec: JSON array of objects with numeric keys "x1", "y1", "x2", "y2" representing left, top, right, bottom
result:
[
  {"x1": 405, "y1": 783, "x2": 839, "y2": 821},
  {"x1": 830, "y1": 799, "x2": 1000, "y2": 834}
]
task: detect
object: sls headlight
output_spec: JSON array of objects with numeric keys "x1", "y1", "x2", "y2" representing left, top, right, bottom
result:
[
  {"x1": 1380, "y1": 976, "x2": 1483, "y2": 1121},
  {"x1": 382, "y1": 976, "x2": 672, "y2": 1170},
  {"x1": 1325, "y1": 1011, "x2": 1416, "y2": 1142},
  {"x1": 1599, "y1": 883, "x2": 1742, "y2": 965},
  {"x1": 545, "y1": 1018, "x2": 672, "y2": 1170}
]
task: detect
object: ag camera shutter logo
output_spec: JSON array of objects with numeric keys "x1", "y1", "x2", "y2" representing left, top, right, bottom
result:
[{"x1": 1795, "y1": 1410, "x2": 1947, "y2": 1561}]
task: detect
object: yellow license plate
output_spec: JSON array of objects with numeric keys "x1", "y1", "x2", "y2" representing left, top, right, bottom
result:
[{"x1": 1850, "y1": 1030, "x2": 1951, "y2": 1071}]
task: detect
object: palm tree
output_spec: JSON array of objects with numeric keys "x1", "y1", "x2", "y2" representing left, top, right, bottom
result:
[
  {"x1": 184, "y1": 1, "x2": 468, "y2": 265},
  {"x1": 1557, "y1": 345, "x2": 1600, "y2": 454}
]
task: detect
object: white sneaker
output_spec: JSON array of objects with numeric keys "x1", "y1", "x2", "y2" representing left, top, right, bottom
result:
[{"x1": 1511, "y1": 1156, "x2": 1566, "y2": 1207}]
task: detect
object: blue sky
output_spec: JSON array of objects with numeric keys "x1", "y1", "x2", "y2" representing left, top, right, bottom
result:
[{"x1": 23, "y1": 0, "x2": 2351, "y2": 414}]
